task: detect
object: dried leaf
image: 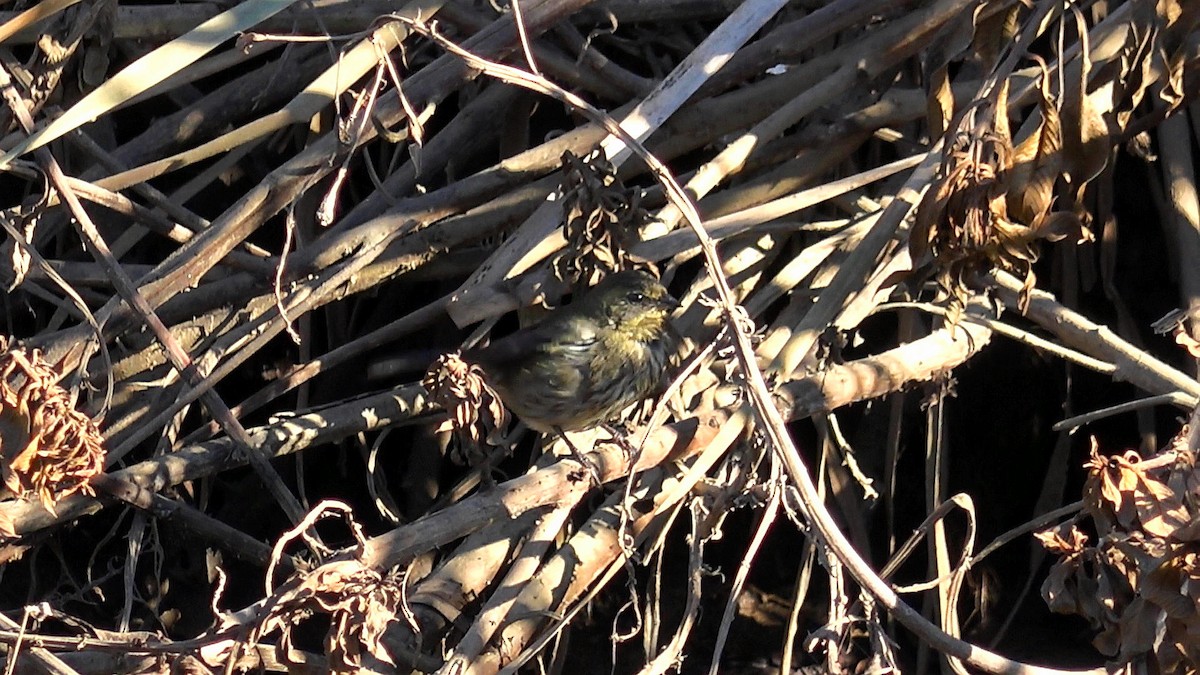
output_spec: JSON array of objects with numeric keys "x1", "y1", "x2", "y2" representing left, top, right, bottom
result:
[
  {"x1": 1034, "y1": 210, "x2": 1089, "y2": 244},
  {"x1": 1174, "y1": 329, "x2": 1200, "y2": 358},
  {"x1": 971, "y1": 2, "x2": 1019, "y2": 69},
  {"x1": 1034, "y1": 522, "x2": 1088, "y2": 554},
  {"x1": 1142, "y1": 555, "x2": 1197, "y2": 619},
  {"x1": 422, "y1": 352, "x2": 509, "y2": 466},
  {"x1": 1115, "y1": 596, "x2": 1159, "y2": 658},
  {"x1": 0, "y1": 339, "x2": 104, "y2": 514},
  {"x1": 1044, "y1": 425, "x2": 1200, "y2": 669},
  {"x1": 1112, "y1": 3, "x2": 1161, "y2": 129},
  {"x1": 1127, "y1": 468, "x2": 1190, "y2": 537},
  {"x1": 1061, "y1": 8, "x2": 1112, "y2": 189},
  {"x1": 1040, "y1": 555, "x2": 1082, "y2": 615},
  {"x1": 554, "y1": 149, "x2": 652, "y2": 288},
  {"x1": 1007, "y1": 61, "x2": 1061, "y2": 231},
  {"x1": 252, "y1": 559, "x2": 404, "y2": 672},
  {"x1": 1154, "y1": 0, "x2": 1200, "y2": 110},
  {"x1": 926, "y1": 65, "x2": 954, "y2": 138}
]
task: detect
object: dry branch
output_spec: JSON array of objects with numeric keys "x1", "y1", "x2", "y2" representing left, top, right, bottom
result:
[{"x1": 0, "y1": 0, "x2": 1196, "y2": 672}]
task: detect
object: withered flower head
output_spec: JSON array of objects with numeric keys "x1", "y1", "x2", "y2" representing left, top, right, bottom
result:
[{"x1": 0, "y1": 339, "x2": 104, "y2": 515}]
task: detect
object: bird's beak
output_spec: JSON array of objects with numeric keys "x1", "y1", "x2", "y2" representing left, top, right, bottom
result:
[{"x1": 659, "y1": 293, "x2": 680, "y2": 311}]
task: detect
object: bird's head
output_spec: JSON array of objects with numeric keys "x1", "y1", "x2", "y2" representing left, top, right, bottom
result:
[{"x1": 574, "y1": 270, "x2": 679, "y2": 341}]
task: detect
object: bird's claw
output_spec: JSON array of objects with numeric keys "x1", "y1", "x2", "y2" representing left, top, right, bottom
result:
[
  {"x1": 553, "y1": 427, "x2": 604, "y2": 487},
  {"x1": 598, "y1": 422, "x2": 639, "y2": 462}
]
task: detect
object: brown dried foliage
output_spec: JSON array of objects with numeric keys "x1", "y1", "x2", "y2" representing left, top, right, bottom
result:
[
  {"x1": 553, "y1": 148, "x2": 653, "y2": 289},
  {"x1": 0, "y1": 338, "x2": 103, "y2": 517},
  {"x1": 912, "y1": 67, "x2": 1096, "y2": 321},
  {"x1": 1038, "y1": 435, "x2": 1200, "y2": 670},
  {"x1": 422, "y1": 352, "x2": 508, "y2": 467},
  {"x1": 913, "y1": 0, "x2": 1197, "y2": 325},
  {"x1": 0, "y1": 0, "x2": 1195, "y2": 670},
  {"x1": 251, "y1": 559, "x2": 406, "y2": 673}
]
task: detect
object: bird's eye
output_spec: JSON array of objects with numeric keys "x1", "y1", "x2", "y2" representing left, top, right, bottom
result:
[{"x1": 626, "y1": 291, "x2": 645, "y2": 303}]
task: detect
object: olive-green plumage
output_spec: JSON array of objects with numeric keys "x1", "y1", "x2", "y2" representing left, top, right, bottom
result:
[{"x1": 464, "y1": 271, "x2": 680, "y2": 433}]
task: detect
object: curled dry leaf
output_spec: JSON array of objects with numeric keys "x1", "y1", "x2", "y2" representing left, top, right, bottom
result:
[
  {"x1": 1032, "y1": 521, "x2": 1088, "y2": 555},
  {"x1": 554, "y1": 148, "x2": 653, "y2": 289},
  {"x1": 1039, "y1": 434, "x2": 1200, "y2": 667},
  {"x1": 422, "y1": 352, "x2": 509, "y2": 466},
  {"x1": 250, "y1": 559, "x2": 405, "y2": 672},
  {"x1": 1006, "y1": 64, "x2": 1063, "y2": 232},
  {"x1": 0, "y1": 338, "x2": 104, "y2": 518},
  {"x1": 1084, "y1": 448, "x2": 1190, "y2": 537},
  {"x1": 1139, "y1": 0, "x2": 1200, "y2": 112},
  {"x1": 1061, "y1": 8, "x2": 1113, "y2": 192},
  {"x1": 971, "y1": 2, "x2": 1020, "y2": 71},
  {"x1": 911, "y1": 96, "x2": 1037, "y2": 321},
  {"x1": 912, "y1": 67, "x2": 1094, "y2": 319},
  {"x1": 1174, "y1": 331, "x2": 1200, "y2": 358}
]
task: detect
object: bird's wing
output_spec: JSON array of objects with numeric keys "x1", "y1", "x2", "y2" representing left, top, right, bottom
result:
[{"x1": 467, "y1": 317, "x2": 597, "y2": 367}]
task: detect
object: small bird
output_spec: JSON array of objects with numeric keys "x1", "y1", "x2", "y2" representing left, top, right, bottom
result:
[{"x1": 464, "y1": 270, "x2": 681, "y2": 436}]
